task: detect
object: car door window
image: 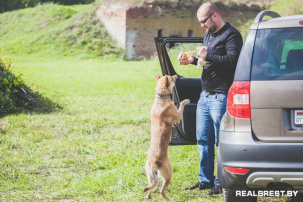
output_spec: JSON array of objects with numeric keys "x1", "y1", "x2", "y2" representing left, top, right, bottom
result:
[{"x1": 166, "y1": 42, "x2": 203, "y2": 78}]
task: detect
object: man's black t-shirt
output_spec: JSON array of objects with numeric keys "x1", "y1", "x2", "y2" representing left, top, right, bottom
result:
[{"x1": 195, "y1": 22, "x2": 243, "y2": 94}]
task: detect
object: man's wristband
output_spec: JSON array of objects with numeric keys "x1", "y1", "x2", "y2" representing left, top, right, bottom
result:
[{"x1": 192, "y1": 56, "x2": 198, "y2": 65}]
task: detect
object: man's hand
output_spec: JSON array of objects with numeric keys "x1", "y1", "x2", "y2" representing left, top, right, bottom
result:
[
  {"x1": 177, "y1": 52, "x2": 196, "y2": 65},
  {"x1": 197, "y1": 46, "x2": 208, "y2": 60}
]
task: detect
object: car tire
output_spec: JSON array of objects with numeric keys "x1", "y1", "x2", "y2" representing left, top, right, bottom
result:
[{"x1": 223, "y1": 188, "x2": 257, "y2": 202}]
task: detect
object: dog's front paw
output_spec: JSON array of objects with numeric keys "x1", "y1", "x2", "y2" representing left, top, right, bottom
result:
[{"x1": 182, "y1": 99, "x2": 190, "y2": 105}]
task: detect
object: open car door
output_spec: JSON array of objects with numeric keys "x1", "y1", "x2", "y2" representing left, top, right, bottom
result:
[{"x1": 154, "y1": 37, "x2": 204, "y2": 145}]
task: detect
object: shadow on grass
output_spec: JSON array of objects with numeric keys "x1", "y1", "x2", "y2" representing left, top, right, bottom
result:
[
  {"x1": 0, "y1": 95, "x2": 62, "y2": 117},
  {"x1": 0, "y1": 86, "x2": 62, "y2": 119},
  {"x1": 0, "y1": 103, "x2": 63, "y2": 119}
]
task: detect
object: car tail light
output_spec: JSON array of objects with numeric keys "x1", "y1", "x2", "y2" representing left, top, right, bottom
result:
[
  {"x1": 225, "y1": 166, "x2": 250, "y2": 175},
  {"x1": 227, "y1": 81, "x2": 251, "y2": 119}
]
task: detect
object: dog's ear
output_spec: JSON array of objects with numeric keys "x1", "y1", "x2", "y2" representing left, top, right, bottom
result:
[
  {"x1": 162, "y1": 75, "x2": 169, "y2": 88},
  {"x1": 155, "y1": 74, "x2": 161, "y2": 82}
]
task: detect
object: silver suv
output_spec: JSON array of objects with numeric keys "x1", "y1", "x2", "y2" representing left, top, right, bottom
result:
[
  {"x1": 154, "y1": 10, "x2": 303, "y2": 202},
  {"x1": 218, "y1": 11, "x2": 303, "y2": 201}
]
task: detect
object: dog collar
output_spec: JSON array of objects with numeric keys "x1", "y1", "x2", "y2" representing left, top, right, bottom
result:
[{"x1": 155, "y1": 93, "x2": 171, "y2": 99}]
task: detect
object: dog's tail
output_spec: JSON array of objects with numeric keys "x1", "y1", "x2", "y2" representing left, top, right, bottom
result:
[{"x1": 143, "y1": 169, "x2": 159, "y2": 193}]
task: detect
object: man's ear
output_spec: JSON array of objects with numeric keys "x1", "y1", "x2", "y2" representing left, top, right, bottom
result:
[
  {"x1": 162, "y1": 75, "x2": 169, "y2": 88},
  {"x1": 155, "y1": 74, "x2": 161, "y2": 82}
]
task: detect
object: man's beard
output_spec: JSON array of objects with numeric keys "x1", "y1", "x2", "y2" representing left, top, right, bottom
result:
[{"x1": 208, "y1": 24, "x2": 217, "y2": 33}]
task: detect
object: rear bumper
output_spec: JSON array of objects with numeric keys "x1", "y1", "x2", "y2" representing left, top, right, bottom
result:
[
  {"x1": 246, "y1": 172, "x2": 303, "y2": 189},
  {"x1": 218, "y1": 130, "x2": 303, "y2": 190}
]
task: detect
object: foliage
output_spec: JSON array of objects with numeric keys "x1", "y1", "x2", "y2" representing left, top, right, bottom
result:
[
  {"x1": 0, "y1": 57, "x2": 60, "y2": 115},
  {"x1": 0, "y1": 0, "x2": 94, "y2": 13},
  {"x1": 237, "y1": 0, "x2": 303, "y2": 39},
  {"x1": 270, "y1": 0, "x2": 303, "y2": 16},
  {"x1": 50, "y1": 0, "x2": 94, "y2": 5}
]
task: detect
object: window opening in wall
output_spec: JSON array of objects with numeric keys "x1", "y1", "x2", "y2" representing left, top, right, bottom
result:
[
  {"x1": 158, "y1": 29, "x2": 163, "y2": 37},
  {"x1": 168, "y1": 35, "x2": 179, "y2": 48},
  {"x1": 188, "y1": 29, "x2": 193, "y2": 37}
]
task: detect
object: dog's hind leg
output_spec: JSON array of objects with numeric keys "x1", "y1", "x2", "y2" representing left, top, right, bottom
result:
[
  {"x1": 159, "y1": 159, "x2": 172, "y2": 200},
  {"x1": 160, "y1": 178, "x2": 171, "y2": 200},
  {"x1": 144, "y1": 161, "x2": 158, "y2": 199}
]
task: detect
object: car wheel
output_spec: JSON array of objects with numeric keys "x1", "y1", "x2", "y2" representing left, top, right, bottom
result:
[{"x1": 223, "y1": 188, "x2": 257, "y2": 202}]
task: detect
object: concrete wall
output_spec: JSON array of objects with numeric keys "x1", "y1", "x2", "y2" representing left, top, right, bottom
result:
[
  {"x1": 97, "y1": 3, "x2": 261, "y2": 60},
  {"x1": 96, "y1": 3, "x2": 127, "y2": 48},
  {"x1": 125, "y1": 6, "x2": 203, "y2": 60}
]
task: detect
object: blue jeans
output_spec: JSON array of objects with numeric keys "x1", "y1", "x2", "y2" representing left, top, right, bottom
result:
[{"x1": 196, "y1": 91, "x2": 227, "y2": 187}]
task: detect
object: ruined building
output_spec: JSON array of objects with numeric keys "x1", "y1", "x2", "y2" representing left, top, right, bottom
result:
[{"x1": 96, "y1": 1, "x2": 271, "y2": 60}]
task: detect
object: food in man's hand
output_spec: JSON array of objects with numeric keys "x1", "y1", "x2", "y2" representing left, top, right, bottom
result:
[{"x1": 177, "y1": 51, "x2": 197, "y2": 61}]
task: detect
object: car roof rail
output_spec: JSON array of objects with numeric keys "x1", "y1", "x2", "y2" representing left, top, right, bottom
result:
[{"x1": 254, "y1": 10, "x2": 281, "y2": 24}]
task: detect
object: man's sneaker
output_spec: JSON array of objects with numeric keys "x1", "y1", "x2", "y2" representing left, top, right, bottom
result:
[
  {"x1": 208, "y1": 185, "x2": 222, "y2": 195},
  {"x1": 185, "y1": 181, "x2": 212, "y2": 190}
]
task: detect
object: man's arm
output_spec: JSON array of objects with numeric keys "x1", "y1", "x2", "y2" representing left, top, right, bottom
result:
[{"x1": 205, "y1": 32, "x2": 243, "y2": 69}]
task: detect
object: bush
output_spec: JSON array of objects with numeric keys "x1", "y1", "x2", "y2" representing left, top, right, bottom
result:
[
  {"x1": 270, "y1": 0, "x2": 303, "y2": 16},
  {"x1": 0, "y1": 0, "x2": 95, "y2": 13},
  {"x1": 0, "y1": 57, "x2": 60, "y2": 115}
]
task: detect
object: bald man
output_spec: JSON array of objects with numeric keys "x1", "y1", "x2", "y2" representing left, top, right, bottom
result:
[{"x1": 181, "y1": 3, "x2": 243, "y2": 195}]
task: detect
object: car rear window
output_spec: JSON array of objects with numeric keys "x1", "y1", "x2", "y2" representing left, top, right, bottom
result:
[
  {"x1": 251, "y1": 27, "x2": 303, "y2": 80},
  {"x1": 234, "y1": 30, "x2": 256, "y2": 81}
]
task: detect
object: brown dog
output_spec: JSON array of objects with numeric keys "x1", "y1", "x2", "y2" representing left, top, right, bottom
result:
[{"x1": 144, "y1": 74, "x2": 190, "y2": 200}]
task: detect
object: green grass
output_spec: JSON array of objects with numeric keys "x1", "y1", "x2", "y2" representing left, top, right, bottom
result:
[
  {"x1": 0, "y1": 55, "x2": 294, "y2": 202},
  {"x1": 0, "y1": 55, "x2": 224, "y2": 201},
  {"x1": 0, "y1": 2, "x2": 123, "y2": 59}
]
